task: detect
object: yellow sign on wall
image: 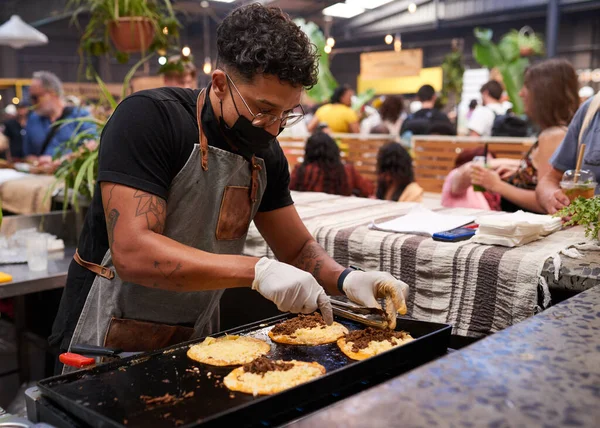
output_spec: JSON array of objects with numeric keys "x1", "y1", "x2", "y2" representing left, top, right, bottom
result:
[
  {"x1": 360, "y1": 49, "x2": 423, "y2": 80},
  {"x1": 358, "y1": 67, "x2": 443, "y2": 95}
]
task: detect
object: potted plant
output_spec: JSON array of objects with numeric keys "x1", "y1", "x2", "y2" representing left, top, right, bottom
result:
[
  {"x1": 472, "y1": 27, "x2": 544, "y2": 114},
  {"x1": 48, "y1": 55, "x2": 153, "y2": 213},
  {"x1": 441, "y1": 39, "x2": 465, "y2": 111},
  {"x1": 556, "y1": 196, "x2": 600, "y2": 240},
  {"x1": 68, "y1": 0, "x2": 179, "y2": 64}
]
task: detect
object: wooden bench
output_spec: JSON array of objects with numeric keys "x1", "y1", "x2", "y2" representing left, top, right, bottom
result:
[
  {"x1": 412, "y1": 136, "x2": 535, "y2": 193},
  {"x1": 278, "y1": 134, "x2": 393, "y2": 186}
]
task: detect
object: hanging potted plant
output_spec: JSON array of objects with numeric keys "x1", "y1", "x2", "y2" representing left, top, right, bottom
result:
[{"x1": 68, "y1": 0, "x2": 179, "y2": 63}]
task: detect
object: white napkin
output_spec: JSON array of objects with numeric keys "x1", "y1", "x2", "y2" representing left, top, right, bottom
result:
[
  {"x1": 369, "y1": 205, "x2": 475, "y2": 237},
  {"x1": 472, "y1": 211, "x2": 562, "y2": 247},
  {"x1": 476, "y1": 211, "x2": 561, "y2": 237}
]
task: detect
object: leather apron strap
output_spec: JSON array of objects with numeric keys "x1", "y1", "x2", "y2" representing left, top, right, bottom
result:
[
  {"x1": 73, "y1": 249, "x2": 115, "y2": 280},
  {"x1": 196, "y1": 87, "x2": 262, "y2": 204}
]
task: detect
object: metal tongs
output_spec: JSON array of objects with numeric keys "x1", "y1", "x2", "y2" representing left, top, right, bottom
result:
[{"x1": 331, "y1": 297, "x2": 388, "y2": 329}]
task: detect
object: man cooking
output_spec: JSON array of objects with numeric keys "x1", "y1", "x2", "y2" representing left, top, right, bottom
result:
[{"x1": 50, "y1": 4, "x2": 408, "y2": 372}]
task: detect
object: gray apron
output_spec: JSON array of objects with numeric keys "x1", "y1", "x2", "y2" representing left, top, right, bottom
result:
[{"x1": 68, "y1": 89, "x2": 267, "y2": 363}]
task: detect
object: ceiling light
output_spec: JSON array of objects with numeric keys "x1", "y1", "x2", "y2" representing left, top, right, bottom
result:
[
  {"x1": 12, "y1": 97, "x2": 19, "y2": 104},
  {"x1": 346, "y1": 0, "x2": 393, "y2": 9},
  {"x1": 181, "y1": 46, "x2": 191, "y2": 57},
  {"x1": 203, "y1": 57, "x2": 212, "y2": 74},
  {"x1": 158, "y1": 56, "x2": 167, "y2": 65},
  {"x1": 326, "y1": 37, "x2": 335, "y2": 47},
  {"x1": 324, "y1": 45, "x2": 332, "y2": 54},
  {"x1": 323, "y1": 3, "x2": 364, "y2": 19},
  {"x1": 394, "y1": 33, "x2": 402, "y2": 52},
  {"x1": 408, "y1": 3, "x2": 417, "y2": 13},
  {"x1": 385, "y1": 34, "x2": 393, "y2": 44},
  {"x1": 209, "y1": 0, "x2": 236, "y2": 3}
]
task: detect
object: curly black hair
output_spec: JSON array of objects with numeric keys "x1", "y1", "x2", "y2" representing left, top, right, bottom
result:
[
  {"x1": 376, "y1": 142, "x2": 414, "y2": 200},
  {"x1": 216, "y1": 3, "x2": 319, "y2": 88},
  {"x1": 293, "y1": 132, "x2": 349, "y2": 195}
]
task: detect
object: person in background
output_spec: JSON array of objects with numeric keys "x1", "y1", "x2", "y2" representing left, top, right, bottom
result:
[
  {"x1": 578, "y1": 86, "x2": 594, "y2": 104},
  {"x1": 308, "y1": 85, "x2": 359, "y2": 134},
  {"x1": 466, "y1": 99, "x2": 478, "y2": 120},
  {"x1": 1, "y1": 102, "x2": 30, "y2": 160},
  {"x1": 400, "y1": 84, "x2": 452, "y2": 137},
  {"x1": 163, "y1": 55, "x2": 198, "y2": 89},
  {"x1": 290, "y1": 132, "x2": 373, "y2": 197},
  {"x1": 376, "y1": 142, "x2": 423, "y2": 202},
  {"x1": 377, "y1": 95, "x2": 404, "y2": 141},
  {"x1": 23, "y1": 71, "x2": 96, "y2": 163},
  {"x1": 4, "y1": 104, "x2": 17, "y2": 120},
  {"x1": 442, "y1": 147, "x2": 502, "y2": 211},
  {"x1": 359, "y1": 96, "x2": 382, "y2": 135},
  {"x1": 65, "y1": 95, "x2": 81, "y2": 108},
  {"x1": 538, "y1": 92, "x2": 600, "y2": 214},
  {"x1": 472, "y1": 59, "x2": 580, "y2": 213},
  {"x1": 468, "y1": 80, "x2": 506, "y2": 137}
]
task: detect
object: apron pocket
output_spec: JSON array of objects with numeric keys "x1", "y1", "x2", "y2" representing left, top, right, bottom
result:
[
  {"x1": 216, "y1": 185, "x2": 252, "y2": 241},
  {"x1": 104, "y1": 317, "x2": 194, "y2": 352}
]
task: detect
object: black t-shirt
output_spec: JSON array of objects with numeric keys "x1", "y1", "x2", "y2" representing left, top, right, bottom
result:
[
  {"x1": 50, "y1": 87, "x2": 292, "y2": 350},
  {"x1": 2, "y1": 118, "x2": 26, "y2": 158}
]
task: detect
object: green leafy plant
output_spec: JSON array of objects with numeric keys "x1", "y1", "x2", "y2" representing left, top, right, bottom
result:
[
  {"x1": 472, "y1": 27, "x2": 544, "y2": 114},
  {"x1": 294, "y1": 19, "x2": 338, "y2": 103},
  {"x1": 440, "y1": 43, "x2": 464, "y2": 109},
  {"x1": 49, "y1": 54, "x2": 153, "y2": 212},
  {"x1": 68, "y1": 0, "x2": 179, "y2": 70},
  {"x1": 555, "y1": 196, "x2": 600, "y2": 239}
]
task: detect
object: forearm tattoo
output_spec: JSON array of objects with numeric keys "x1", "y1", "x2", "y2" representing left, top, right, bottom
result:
[
  {"x1": 153, "y1": 260, "x2": 184, "y2": 288},
  {"x1": 134, "y1": 190, "x2": 166, "y2": 234},
  {"x1": 295, "y1": 241, "x2": 325, "y2": 283}
]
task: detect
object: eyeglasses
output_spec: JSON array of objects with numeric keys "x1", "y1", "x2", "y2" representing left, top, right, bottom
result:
[
  {"x1": 30, "y1": 94, "x2": 39, "y2": 104},
  {"x1": 226, "y1": 75, "x2": 305, "y2": 128}
]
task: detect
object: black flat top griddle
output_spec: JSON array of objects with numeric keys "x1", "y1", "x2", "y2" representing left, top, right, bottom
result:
[{"x1": 38, "y1": 314, "x2": 451, "y2": 428}]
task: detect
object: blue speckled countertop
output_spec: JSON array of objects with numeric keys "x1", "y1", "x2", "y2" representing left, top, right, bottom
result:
[{"x1": 288, "y1": 285, "x2": 600, "y2": 428}]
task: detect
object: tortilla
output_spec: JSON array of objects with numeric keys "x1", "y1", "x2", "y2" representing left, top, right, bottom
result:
[
  {"x1": 186, "y1": 335, "x2": 270, "y2": 366},
  {"x1": 223, "y1": 358, "x2": 326, "y2": 396},
  {"x1": 268, "y1": 313, "x2": 349, "y2": 345},
  {"x1": 337, "y1": 327, "x2": 414, "y2": 361}
]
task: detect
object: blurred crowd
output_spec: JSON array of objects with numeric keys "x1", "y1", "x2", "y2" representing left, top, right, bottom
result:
[{"x1": 1, "y1": 56, "x2": 598, "y2": 215}]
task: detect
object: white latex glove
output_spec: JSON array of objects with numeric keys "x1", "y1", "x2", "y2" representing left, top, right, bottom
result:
[
  {"x1": 342, "y1": 271, "x2": 409, "y2": 329},
  {"x1": 252, "y1": 257, "x2": 333, "y2": 324}
]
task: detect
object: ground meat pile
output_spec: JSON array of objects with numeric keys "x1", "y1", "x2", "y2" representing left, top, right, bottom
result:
[
  {"x1": 345, "y1": 328, "x2": 409, "y2": 352},
  {"x1": 270, "y1": 313, "x2": 326, "y2": 336},
  {"x1": 243, "y1": 357, "x2": 294, "y2": 376}
]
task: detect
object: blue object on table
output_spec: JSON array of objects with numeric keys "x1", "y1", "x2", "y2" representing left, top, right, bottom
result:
[{"x1": 432, "y1": 227, "x2": 476, "y2": 242}]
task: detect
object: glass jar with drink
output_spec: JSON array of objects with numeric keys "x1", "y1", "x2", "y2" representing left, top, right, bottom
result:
[
  {"x1": 560, "y1": 169, "x2": 597, "y2": 202},
  {"x1": 472, "y1": 155, "x2": 487, "y2": 192}
]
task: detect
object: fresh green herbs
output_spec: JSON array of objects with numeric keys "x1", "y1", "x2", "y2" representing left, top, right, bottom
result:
[{"x1": 555, "y1": 196, "x2": 600, "y2": 239}]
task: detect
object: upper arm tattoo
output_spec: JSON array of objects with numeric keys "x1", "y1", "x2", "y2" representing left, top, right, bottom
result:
[
  {"x1": 133, "y1": 190, "x2": 167, "y2": 234},
  {"x1": 104, "y1": 184, "x2": 119, "y2": 247}
]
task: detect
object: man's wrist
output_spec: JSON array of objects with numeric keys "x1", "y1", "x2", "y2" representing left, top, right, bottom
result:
[{"x1": 337, "y1": 268, "x2": 355, "y2": 294}]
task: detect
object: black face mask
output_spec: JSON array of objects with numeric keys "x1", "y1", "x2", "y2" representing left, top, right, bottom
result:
[{"x1": 218, "y1": 89, "x2": 282, "y2": 156}]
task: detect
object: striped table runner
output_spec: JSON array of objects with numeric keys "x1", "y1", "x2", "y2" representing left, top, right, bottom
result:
[{"x1": 244, "y1": 191, "x2": 590, "y2": 338}]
